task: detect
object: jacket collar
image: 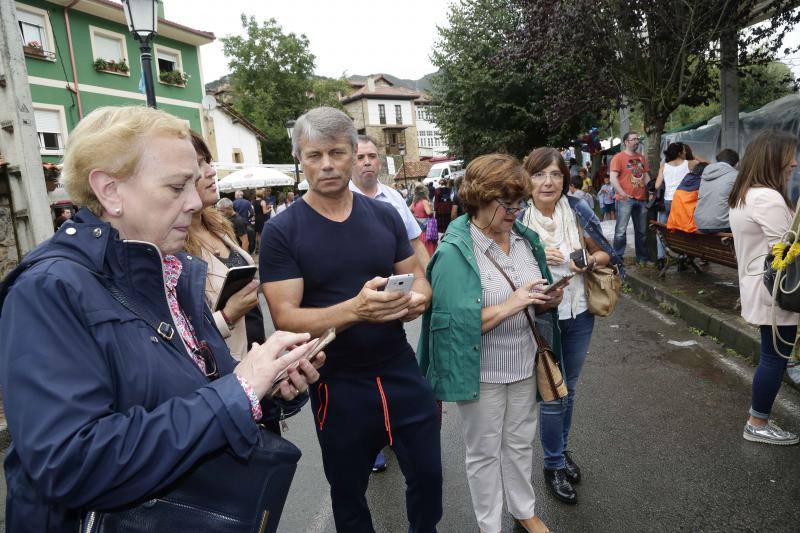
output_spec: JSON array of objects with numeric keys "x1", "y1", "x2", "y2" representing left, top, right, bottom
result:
[{"x1": 8, "y1": 208, "x2": 209, "y2": 324}]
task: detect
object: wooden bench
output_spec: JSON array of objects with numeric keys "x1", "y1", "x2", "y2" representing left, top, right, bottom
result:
[{"x1": 650, "y1": 221, "x2": 737, "y2": 276}]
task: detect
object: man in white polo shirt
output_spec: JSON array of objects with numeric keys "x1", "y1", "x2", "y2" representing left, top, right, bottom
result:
[
  {"x1": 351, "y1": 135, "x2": 430, "y2": 271},
  {"x1": 350, "y1": 135, "x2": 430, "y2": 474}
]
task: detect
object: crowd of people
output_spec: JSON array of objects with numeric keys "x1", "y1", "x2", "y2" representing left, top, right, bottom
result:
[{"x1": 0, "y1": 103, "x2": 798, "y2": 533}]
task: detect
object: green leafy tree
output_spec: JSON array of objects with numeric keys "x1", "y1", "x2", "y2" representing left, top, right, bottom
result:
[
  {"x1": 511, "y1": 0, "x2": 800, "y2": 171},
  {"x1": 430, "y1": 0, "x2": 594, "y2": 162},
  {"x1": 222, "y1": 15, "x2": 346, "y2": 163},
  {"x1": 309, "y1": 76, "x2": 351, "y2": 108}
]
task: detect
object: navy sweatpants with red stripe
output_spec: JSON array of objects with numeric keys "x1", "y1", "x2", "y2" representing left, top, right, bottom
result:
[{"x1": 310, "y1": 353, "x2": 443, "y2": 533}]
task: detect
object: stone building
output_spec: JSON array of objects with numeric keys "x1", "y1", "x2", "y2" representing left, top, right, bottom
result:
[{"x1": 341, "y1": 75, "x2": 421, "y2": 166}]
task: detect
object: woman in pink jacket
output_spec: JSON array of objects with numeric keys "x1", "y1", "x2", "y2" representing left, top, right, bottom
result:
[{"x1": 729, "y1": 129, "x2": 799, "y2": 446}]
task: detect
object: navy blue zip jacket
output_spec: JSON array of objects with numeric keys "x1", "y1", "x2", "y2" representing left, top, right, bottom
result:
[
  {"x1": 0, "y1": 209, "x2": 302, "y2": 532},
  {"x1": 566, "y1": 195, "x2": 626, "y2": 278}
]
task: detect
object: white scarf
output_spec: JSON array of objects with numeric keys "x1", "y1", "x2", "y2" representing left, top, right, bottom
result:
[
  {"x1": 522, "y1": 195, "x2": 582, "y2": 251},
  {"x1": 522, "y1": 195, "x2": 585, "y2": 316}
]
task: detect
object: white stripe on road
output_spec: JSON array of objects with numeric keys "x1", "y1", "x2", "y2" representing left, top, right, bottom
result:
[{"x1": 622, "y1": 293, "x2": 676, "y2": 325}]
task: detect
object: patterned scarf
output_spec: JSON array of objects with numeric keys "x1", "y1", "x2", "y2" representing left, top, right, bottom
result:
[{"x1": 162, "y1": 255, "x2": 206, "y2": 374}]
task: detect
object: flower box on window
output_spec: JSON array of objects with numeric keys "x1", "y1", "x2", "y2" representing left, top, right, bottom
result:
[
  {"x1": 159, "y1": 70, "x2": 189, "y2": 87},
  {"x1": 93, "y1": 58, "x2": 130, "y2": 75},
  {"x1": 23, "y1": 40, "x2": 52, "y2": 59}
]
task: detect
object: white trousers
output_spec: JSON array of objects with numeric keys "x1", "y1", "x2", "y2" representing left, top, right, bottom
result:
[{"x1": 456, "y1": 377, "x2": 538, "y2": 533}]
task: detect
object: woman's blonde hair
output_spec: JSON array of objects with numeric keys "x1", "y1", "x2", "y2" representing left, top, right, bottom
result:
[
  {"x1": 62, "y1": 106, "x2": 190, "y2": 214},
  {"x1": 185, "y1": 207, "x2": 236, "y2": 258}
]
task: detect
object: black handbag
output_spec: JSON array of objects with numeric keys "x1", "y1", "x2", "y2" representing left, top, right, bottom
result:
[
  {"x1": 763, "y1": 208, "x2": 800, "y2": 313},
  {"x1": 763, "y1": 253, "x2": 800, "y2": 312},
  {"x1": 82, "y1": 428, "x2": 301, "y2": 533},
  {"x1": 80, "y1": 270, "x2": 302, "y2": 533}
]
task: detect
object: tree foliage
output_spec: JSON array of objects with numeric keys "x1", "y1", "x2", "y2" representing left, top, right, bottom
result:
[
  {"x1": 510, "y1": 0, "x2": 800, "y2": 169},
  {"x1": 430, "y1": 0, "x2": 593, "y2": 162},
  {"x1": 221, "y1": 15, "x2": 347, "y2": 163}
]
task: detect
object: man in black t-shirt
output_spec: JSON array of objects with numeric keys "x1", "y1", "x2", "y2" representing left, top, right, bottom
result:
[{"x1": 260, "y1": 107, "x2": 442, "y2": 532}]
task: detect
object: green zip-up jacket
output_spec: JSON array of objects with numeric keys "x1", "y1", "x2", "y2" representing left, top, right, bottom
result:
[{"x1": 416, "y1": 214, "x2": 563, "y2": 402}]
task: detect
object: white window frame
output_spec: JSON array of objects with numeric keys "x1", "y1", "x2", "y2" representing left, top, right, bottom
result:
[
  {"x1": 89, "y1": 25, "x2": 129, "y2": 76},
  {"x1": 32, "y1": 103, "x2": 68, "y2": 156},
  {"x1": 15, "y1": 2, "x2": 56, "y2": 62},
  {"x1": 154, "y1": 44, "x2": 184, "y2": 85}
]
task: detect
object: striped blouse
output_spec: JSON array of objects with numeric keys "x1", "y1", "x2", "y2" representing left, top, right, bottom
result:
[{"x1": 470, "y1": 223, "x2": 541, "y2": 384}]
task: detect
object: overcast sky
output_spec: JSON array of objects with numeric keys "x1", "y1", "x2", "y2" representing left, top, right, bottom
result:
[
  {"x1": 163, "y1": 0, "x2": 453, "y2": 84},
  {"x1": 163, "y1": 1, "x2": 800, "y2": 85}
]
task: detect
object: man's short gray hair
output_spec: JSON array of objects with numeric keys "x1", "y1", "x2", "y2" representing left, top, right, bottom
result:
[
  {"x1": 216, "y1": 197, "x2": 233, "y2": 210},
  {"x1": 291, "y1": 106, "x2": 357, "y2": 158}
]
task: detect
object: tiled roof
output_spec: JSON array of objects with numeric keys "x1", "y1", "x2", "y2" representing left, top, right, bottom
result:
[
  {"x1": 341, "y1": 84, "x2": 420, "y2": 104},
  {"x1": 394, "y1": 161, "x2": 431, "y2": 180}
]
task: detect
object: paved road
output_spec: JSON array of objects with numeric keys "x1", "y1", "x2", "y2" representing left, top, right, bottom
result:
[
  {"x1": 278, "y1": 294, "x2": 800, "y2": 533},
  {"x1": 2, "y1": 293, "x2": 799, "y2": 532}
]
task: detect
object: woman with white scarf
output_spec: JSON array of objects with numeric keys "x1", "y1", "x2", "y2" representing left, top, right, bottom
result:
[{"x1": 520, "y1": 147, "x2": 611, "y2": 505}]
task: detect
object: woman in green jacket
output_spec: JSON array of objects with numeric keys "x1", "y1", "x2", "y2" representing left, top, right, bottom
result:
[{"x1": 417, "y1": 154, "x2": 564, "y2": 533}]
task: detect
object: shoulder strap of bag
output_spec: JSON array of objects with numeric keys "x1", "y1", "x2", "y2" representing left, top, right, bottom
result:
[
  {"x1": 51, "y1": 257, "x2": 183, "y2": 353},
  {"x1": 481, "y1": 248, "x2": 549, "y2": 349}
]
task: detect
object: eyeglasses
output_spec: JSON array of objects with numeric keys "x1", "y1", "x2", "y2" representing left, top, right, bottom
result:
[
  {"x1": 193, "y1": 341, "x2": 219, "y2": 380},
  {"x1": 496, "y1": 199, "x2": 527, "y2": 215},
  {"x1": 531, "y1": 171, "x2": 564, "y2": 182}
]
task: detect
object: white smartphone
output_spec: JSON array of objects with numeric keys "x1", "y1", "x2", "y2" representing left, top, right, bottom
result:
[{"x1": 384, "y1": 273, "x2": 415, "y2": 294}]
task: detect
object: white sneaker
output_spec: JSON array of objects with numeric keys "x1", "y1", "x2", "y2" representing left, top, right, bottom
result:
[
  {"x1": 743, "y1": 420, "x2": 799, "y2": 445},
  {"x1": 787, "y1": 360, "x2": 800, "y2": 385}
]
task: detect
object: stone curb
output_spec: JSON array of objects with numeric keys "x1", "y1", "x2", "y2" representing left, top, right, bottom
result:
[{"x1": 624, "y1": 269, "x2": 799, "y2": 392}]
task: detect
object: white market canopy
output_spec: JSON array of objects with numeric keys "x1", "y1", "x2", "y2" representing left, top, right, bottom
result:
[
  {"x1": 298, "y1": 179, "x2": 309, "y2": 191},
  {"x1": 217, "y1": 167, "x2": 294, "y2": 192}
]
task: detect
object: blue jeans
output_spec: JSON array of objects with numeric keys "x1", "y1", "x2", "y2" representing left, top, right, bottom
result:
[
  {"x1": 656, "y1": 200, "x2": 672, "y2": 259},
  {"x1": 613, "y1": 198, "x2": 649, "y2": 263},
  {"x1": 540, "y1": 310, "x2": 595, "y2": 469},
  {"x1": 751, "y1": 325, "x2": 797, "y2": 419}
]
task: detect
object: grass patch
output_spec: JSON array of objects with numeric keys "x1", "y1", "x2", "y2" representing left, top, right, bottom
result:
[
  {"x1": 658, "y1": 301, "x2": 678, "y2": 315},
  {"x1": 689, "y1": 327, "x2": 706, "y2": 337},
  {"x1": 622, "y1": 283, "x2": 633, "y2": 294}
]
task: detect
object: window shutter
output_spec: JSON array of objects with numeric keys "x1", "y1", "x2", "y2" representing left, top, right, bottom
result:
[
  {"x1": 16, "y1": 8, "x2": 45, "y2": 27},
  {"x1": 94, "y1": 33, "x2": 123, "y2": 61},
  {"x1": 34, "y1": 108, "x2": 61, "y2": 134}
]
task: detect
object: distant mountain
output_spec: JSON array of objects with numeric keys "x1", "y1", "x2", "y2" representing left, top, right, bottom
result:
[
  {"x1": 206, "y1": 71, "x2": 438, "y2": 95},
  {"x1": 347, "y1": 72, "x2": 437, "y2": 93},
  {"x1": 205, "y1": 75, "x2": 230, "y2": 94}
]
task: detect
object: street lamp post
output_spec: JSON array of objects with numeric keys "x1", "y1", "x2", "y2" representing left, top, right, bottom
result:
[
  {"x1": 285, "y1": 119, "x2": 300, "y2": 184},
  {"x1": 122, "y1": 0, "x2": 158, "y2": 108},
  {"x1": 399, "y1": 144, "x2": 406, "y2": 183}
]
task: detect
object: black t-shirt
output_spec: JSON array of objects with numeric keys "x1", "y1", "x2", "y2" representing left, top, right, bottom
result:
[{"x1": 260, "y1": 193, "x2": 414, "y2": 375}]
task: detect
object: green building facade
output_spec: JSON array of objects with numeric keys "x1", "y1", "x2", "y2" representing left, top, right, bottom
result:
[{"x1": 15, "y1": 0, "x2": 214, "y2": 163}]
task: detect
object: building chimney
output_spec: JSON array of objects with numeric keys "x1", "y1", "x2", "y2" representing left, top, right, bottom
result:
[{"x1": 367, "y1": 77, "x2": 375, "y2": 92}]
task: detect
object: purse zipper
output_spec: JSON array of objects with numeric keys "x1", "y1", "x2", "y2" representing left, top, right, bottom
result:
[{"x1": 82, "y1": 511, "x2": 96, "y2": 533}]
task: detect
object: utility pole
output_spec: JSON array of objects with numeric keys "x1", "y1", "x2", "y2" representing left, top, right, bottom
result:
[{"x1": 0, "y1": 0, "x2": 54, "y2": 264}]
